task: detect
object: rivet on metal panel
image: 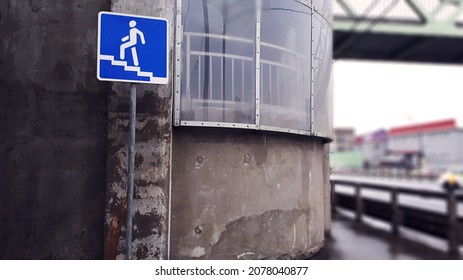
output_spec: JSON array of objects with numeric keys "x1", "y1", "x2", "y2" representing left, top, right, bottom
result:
[
  {"x1": 244, "y1": 153, "x2": 252, "y2": 163},
  {"x1": 194, "y1": 226, "x2": 203, "y2": 234}
]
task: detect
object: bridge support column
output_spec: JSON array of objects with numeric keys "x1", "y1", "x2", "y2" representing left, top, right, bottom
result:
[
  {"x1": 104, "y1": 0, "x2": 175, "y2": 260},
  {"x1": 447, "y1": 190, "x2": 459, "y2": 257},
  {"x1": 355, "y1": 184, "x2": 363, "y2": 223},
  {"x1": 391, "y1": 189, "x2": 401, "y2": 236}
]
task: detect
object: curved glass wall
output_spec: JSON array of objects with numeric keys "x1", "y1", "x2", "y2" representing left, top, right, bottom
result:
[
  {"x1": 175, "y1": 0, "x2": 333, "y2": 139},
  {"x1": 179, "y1": 0, "x2": 256, "y2": 125},
  {"x1": 313, "y1": 3, "x2": 333, "y2": 137},
  {"x1": 260, "y1": 0, "x2": 311, "y2": 132}
]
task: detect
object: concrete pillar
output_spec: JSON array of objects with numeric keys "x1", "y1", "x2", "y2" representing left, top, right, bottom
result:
[
  {"x1": 104, "y1": 0, "x2": 332, "y2": 260},
  {"x1": 103, "y1": 0, "x2": 175, "y2": 260},
  {"x1": 0, "y1": 0, "x2": 110, "y2": 258},
  {"x1": 323, "y1": 144, "x2": 332, "y2": 236},
  {"x1": 170, "y1": 129, "x2": 327, "y2": 259},
  {"x1": 1, "y1": 0, "x2": 332, "y2": 260}
]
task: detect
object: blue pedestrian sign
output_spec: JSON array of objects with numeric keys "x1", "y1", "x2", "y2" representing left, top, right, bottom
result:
[{"x1": 97, "y1": 12, "x2": 169, "y2": 84}]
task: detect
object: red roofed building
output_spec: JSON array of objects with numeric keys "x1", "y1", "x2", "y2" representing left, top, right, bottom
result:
[
  {"x1": 389, "y1": 119, "x2": 456, "y2": 136},
  {"x1": 387, "y1": 119, "x2": 463, "y2": 169}
]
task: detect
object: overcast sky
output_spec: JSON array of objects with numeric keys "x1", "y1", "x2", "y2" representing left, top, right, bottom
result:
[{"x1": 333, "y1": 60, "x2": 463, "y2": 134}]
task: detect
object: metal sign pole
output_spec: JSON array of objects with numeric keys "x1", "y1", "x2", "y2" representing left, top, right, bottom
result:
[
  {"x1": 97, "y1": 12, "x2": 169, "y2": 260},
  {"x1": 125, "y1": 83, "x2": 137, "y2": 260}
]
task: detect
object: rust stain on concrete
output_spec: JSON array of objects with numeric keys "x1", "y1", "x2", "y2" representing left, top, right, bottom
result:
[{"x1": 104, "y1": 197, "x2": 127, "y2": 260}]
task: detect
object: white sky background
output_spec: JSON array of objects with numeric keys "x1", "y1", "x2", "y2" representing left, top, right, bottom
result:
[{"x1": 333, "y1": 60, "x2": 463, "y2": 134}]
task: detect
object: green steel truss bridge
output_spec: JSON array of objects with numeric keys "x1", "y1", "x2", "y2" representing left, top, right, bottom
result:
[{"x1": 333, "y1": 0, "x2": 463, "y2": 63}]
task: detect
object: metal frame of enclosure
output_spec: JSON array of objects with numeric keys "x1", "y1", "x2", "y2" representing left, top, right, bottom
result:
[{"x1": 174, "y1": 0, "x2": 333, "y2": 140}]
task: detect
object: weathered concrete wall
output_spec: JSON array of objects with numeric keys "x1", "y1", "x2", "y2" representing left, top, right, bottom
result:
[
  {"x1": 1, "y1": 0, "x2": 331, "y2": 260},
  {"x1": 0, "y1": 0, "x2": 111, "y2": 258},
  {"x1": 323, "y1": 144, "x2": 332, "y2": 235},
  {"x1": 103, "y1": 0, "x2": 174, "y2": 260},
  {"x1": 171, "y1": 128, "x2": 327, "y2": 259}
]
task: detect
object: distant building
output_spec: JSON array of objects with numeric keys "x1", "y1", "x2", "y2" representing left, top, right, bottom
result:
[
  {"x1": 388, "y1": 119, "x2": 463, "y2": 170},
  {"x1": 332, "y1": 128, "x2": 355, "y2": 152},
  {"x1": 354, "y1": 129, "x2": 388, "y2": 168},
  {"x1": 349, "y1": 119, "x2": 463, "y2": 170}
]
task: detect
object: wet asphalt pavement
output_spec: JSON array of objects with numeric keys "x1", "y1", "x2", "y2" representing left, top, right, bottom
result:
[{"x1": 313, "y1": 213, "x2": 461, "y2": 260}]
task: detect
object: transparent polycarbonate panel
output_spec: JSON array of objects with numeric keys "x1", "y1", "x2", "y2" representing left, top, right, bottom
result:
[
  {"x1": 313, "y1": 0, "x2": 332, "y2": 21},
  {"x1": 312, "y1": 12, "x2": 333, "y2": 137},
  {"x1": 260, "y1": 0, "x2": 312, "y2": 131},
  {"x1": 181, "y1": 0, "x2": 256, "y2": 124}
]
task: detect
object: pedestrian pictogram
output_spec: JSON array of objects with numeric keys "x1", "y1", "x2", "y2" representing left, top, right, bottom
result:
[
  {"x1": 97, "y1": 12, "x2": 169, "y2": 84},
  {"x1": 120, "y1": 20, "x2": 146, "y2": 66}
]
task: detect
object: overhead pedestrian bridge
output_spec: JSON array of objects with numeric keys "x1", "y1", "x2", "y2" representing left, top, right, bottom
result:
[{"x1": 333, "y1": 0, "x2": 463, "y2": 63}]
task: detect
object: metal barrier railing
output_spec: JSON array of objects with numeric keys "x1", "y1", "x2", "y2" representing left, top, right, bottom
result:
[
  {"x1": 332, "y1": 169, "x2": 440, "y2": 182},
  {"x1": 331, "y1": 178, "x2": 462, "y2": 256}
]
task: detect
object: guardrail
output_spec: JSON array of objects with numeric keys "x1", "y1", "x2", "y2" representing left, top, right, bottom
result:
[
  {"x1": 331, "y1": 178, "x2": 462, "y2": 256},
  {"x1": 332, "y1": 169, "x2": 439, "y2": 182}
]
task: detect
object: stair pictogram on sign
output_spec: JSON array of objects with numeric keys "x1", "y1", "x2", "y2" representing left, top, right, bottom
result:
[{"x1": 99, "y1": 55, "x2": 156, "y2": 82}]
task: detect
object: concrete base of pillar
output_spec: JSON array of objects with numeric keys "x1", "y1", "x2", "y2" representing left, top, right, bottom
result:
[{"x1": 170, "y1": 127, "x2": 329, "y2": 259}]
